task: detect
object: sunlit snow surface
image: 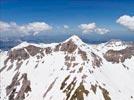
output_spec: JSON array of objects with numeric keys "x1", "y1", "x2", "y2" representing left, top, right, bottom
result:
[{"x1": 0, "y1": 35, "x2": 134, "y2": 100}]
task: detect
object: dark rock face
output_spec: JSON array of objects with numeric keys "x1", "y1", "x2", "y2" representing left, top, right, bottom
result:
[
  {"x1": 60, "y1": 40, "x2": 77, "y2": 53},
  {"x1": 60, "y1": 77, "x2": 77, "y2": 100},
  {"x1": 43, "y1": 77, "x2": 58, "y2": 98},
  {"x1": 104, "y1": 46, "x2": 134, "y2": 63},
  {"x1": 90, "y1": 84, "x2": 111, "y2": 100},
  {"x1": 70, "y1": 82, "x2": 89, "y2": 100},
  {"x1": 99, "y1": 86, "x2": 111, "y2": 100},
  {"x1": 6, "y1": 72, "x2": 31, "y2": 100},
  {"x1": 65, "y1": 62, "x2": 72, "y2": 69},
  {"x1": 7, "y1": 64, "x2": 13, "y2": 71},
  {"x1": 15, "y1": 74, "x2": 31, "y2": 100},
  {"x1": 2, "y1": 45, "x2": 45, "y2": 72},
  {"x1": 65, "y1": 55, "x2": 70, "y2": 61},
  {"x1": 64, "y1": 55, "x2": 77, "y2": 70},
  {"x1": 6, "y1": 72, "x2": 20, "y2": 96},
  {"x1": 8, "y1": 48, "x2": 29, "y2": 62},
  {"x1": 0, "y1": 66, "x2": 7, "y2": 73},
  {"x1": 91, "y1": 52, "x2": 102, "y2": 68},
  {"x1": 25, "y1": 45, "x2": 44, "y2": 56},
  {"x1": 60, "y1": 75, "x2": 70, "y2": 90},
  {"x1": 45, "y1": 47, "x2": 52, "y2": 54},
  {"x1": 60, "y1": 76, "x2": 89, "y2": 100},
  {"x1": 91, "y1": 84, "x2": 97, "y2": 94},
  {"x1": 54, "y1": 44, "x2": 61, "y2": 52},
  {"x1": 15, "y1": 61, "x2": 23, "y2": 71},
  {"x1": 78, "y1": 49, "x2": 87, "y2": 61},
  {"x1": 6, "y1": 45, "x2": 44, "y2": 63},
  {"x1": 65, "y1": 55, "x2": 75, "y2": 62}
]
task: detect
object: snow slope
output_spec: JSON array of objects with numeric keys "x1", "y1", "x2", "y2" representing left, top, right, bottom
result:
[{"x1": 0, "y1": 35, "x2": 134, "y2": 100}]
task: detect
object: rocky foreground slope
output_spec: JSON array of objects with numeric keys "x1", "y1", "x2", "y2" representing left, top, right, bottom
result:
[{"x1": 0, "y1": 35, "x2": 134, "y2": 100}]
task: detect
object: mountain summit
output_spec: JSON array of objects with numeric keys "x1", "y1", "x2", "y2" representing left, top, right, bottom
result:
[
  {"x1": 0, "y1": 36, "x2": 134, "y2": 100},
  {"x1": 65, "y1": 35, "x2": 83, "y2": 43}
]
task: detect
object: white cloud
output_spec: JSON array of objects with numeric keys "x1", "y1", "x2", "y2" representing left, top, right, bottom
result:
[
  {"x1": 79, "y1": 22, "x2": 109, "y2": 34},
  {"x1": 116, "y1": 15, "x2": 134, "y2": 31},
  {"x1": 0, "y1": 21, "x2": 52, "y2": 35},
  {"x1": 95, "y1": 28, "x2": 110, "y2": 34},
  {"x1": 0, "y1": 21, "x2": 10, "y2": 32},
  {"x1": 63, "y1": 25, "x2": 69, "y2": 29},
  {"x1": 79, "y1": 23, "x2": 96, "y2": 33}
]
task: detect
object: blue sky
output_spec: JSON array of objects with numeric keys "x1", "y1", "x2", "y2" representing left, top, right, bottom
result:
[{"x1": 0, "y1": 0, "x2": 134, "y2": 41}]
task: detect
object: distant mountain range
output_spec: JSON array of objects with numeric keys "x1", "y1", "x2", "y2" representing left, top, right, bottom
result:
[{"x1": 0, "y1": 35, "x2": 108, "y2": 51}]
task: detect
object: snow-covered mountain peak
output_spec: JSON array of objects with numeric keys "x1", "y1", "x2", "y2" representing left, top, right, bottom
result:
[
  {"x1": 94, "y1": 39, "x2": 128, "y2": 51},
  {"x1": 64, "y1": 35, "x2": 84, "y2": 45},
  {"x1": 11, "y1": 41, "x2": 30, "y2": 50},
  {"x1": 103, "y1": 39, "x2": 133, "y2": 50},
  {"x1": 106, "y1": 39, "x2": 124, "y2": 46},
  {"x1": 67, "y1": 35, "x2": 81, "y2": 41},
  {"x1": 0, "y1": 36, "x2": 134, "y2": 100}
]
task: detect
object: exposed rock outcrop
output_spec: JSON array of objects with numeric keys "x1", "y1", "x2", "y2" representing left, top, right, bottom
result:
[
  {"x1": 60, "y1": 40, "x2": 77, "y2": 53},
  {"x1": 104, "y1": 46, "x2": 134, "y2": 63},
  {"x1": 5, "y1": 45, "x2": 44, "y2": 63},
  {"x1": 45, "y1": 47, "x2": 52, "y2": 54},
  {"x1": 99, "y1": 86, "x2": 111, "y2": 100},
  {"x1": 54, "y1": 44, "x2": 61, "y2": 52},
  {"x1": 1, "y1": 36, "x2": 134, "y2": 100},
  {"x1": 70, "y1": 82, "x2": 89, "y2": 100},
  {"x1": 6, "y1": 72, "x2": 31, "y2": 100},
  {"x1": 91, "y1": 52, "x2": 102, "y2": 68},
  {"x1": 78, "y1": 49, "x2": 87, "y2": 61}
]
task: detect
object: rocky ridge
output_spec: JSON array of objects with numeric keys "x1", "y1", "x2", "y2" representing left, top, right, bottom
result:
[{"x1": 0, "y1": 35, "x2": 134, "y2": 100}]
